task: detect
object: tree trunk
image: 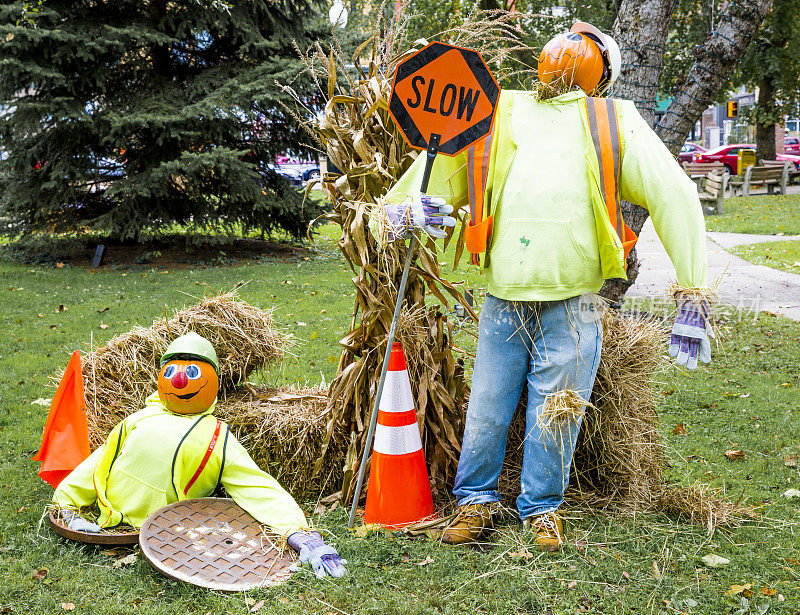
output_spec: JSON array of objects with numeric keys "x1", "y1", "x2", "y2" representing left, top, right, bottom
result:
[
  {"x1": 601, "y1": 0, "x2": 676, "y2": 304},
  {"x1": 755, "y1": 76, "x2": 777, "y2": 161},
  {"x1": 601, "y1": 0, "x2": 775, "y2": 304}
]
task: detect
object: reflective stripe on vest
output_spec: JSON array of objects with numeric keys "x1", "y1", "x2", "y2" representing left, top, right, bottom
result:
[
  {"x1": 465, "y1": 128, "x2": 494, "y2": 265},
  {"x1": 585, "y1": 97, "x2": 638, "y2": 259}
]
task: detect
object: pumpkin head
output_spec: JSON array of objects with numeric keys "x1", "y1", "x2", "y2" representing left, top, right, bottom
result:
[
  {"x1": 157, "y1": 333, "x2": 220, "y2": 415},
  {"x1": 157, "y1": 359, "x2": 219, "y2": 414}
]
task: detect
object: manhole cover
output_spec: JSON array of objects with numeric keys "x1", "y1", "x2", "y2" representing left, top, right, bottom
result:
[{"x1": 139, "y1": 498, "x2": 296, "y2": 591}]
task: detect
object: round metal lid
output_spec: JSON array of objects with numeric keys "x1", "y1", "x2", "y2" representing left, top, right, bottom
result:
[
  {"x1": 48, "y1": 510, "x2": 139, "y2": 545},
  {"x1": 139, "y1": 498, "x2": 296, "y2": 591}
]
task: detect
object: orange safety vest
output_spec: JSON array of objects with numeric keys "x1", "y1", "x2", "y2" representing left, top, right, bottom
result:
[{"x1": 463, "y1": 96, "x2": 638, "y2": 266}]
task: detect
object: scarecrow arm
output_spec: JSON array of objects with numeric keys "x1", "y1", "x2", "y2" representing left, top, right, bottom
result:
[
  {"x1": 220, "y1": 437, "x2": 309, "y2": 537},
  {"x1": 618, "y1": 104, "x2": 708, "y2": 290},
  {"x1": 52, "y1": 445, "x2": 105, "y2": 510}
]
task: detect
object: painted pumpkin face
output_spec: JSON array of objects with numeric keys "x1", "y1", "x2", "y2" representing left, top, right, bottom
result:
[{"x1": 157, "y1": 359, "x2": 219, "y2": 415}]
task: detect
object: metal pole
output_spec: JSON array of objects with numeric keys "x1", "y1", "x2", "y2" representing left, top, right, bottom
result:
[{"x1": 347, "y1": 233, "x2": 417, "y2": 528}]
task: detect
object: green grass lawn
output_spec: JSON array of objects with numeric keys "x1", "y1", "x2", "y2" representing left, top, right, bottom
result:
[
  {"x1": 2, "y1": 229, "x2": 800, "y2": 614},
  {"x1": 731, "y1": 240, "x2": 800, "y2": 275},
  {"x1": 705, "y1": 193, "x2": 800, "y2": 235}
]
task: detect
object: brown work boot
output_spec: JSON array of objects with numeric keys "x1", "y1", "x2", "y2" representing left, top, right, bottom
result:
[
  {"x1": 523, "y1": 511, "x2": 564, "y2": 552},
  {"x1": 440, "y1": 504, "x2": 493, "y2": 544}
]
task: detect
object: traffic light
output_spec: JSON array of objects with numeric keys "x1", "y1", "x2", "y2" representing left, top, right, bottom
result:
[{"x1": 727, "y1": 101, "x2": 738, "y2": 118}]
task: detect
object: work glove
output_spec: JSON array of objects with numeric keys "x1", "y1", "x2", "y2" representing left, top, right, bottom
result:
[
  {"x1": 287, "y1": 531, "x2": 347, "y2": 579},
  {"x1": 384, "y1": 196, "x2": 456, "y2": 240},
  {"x1": 669, "y1": 298, "x2": 714, "y2": 370},
  {"x1": 60, "y1": 509, "x2": 101, "y2": 533}
]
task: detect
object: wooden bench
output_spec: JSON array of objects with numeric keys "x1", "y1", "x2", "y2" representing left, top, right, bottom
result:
[
  {"x1": 763, "y1": 159, "x2": 799, "y2": 186},
  {"x1": 697, "y1": 170, "x2": 729, "y2": 215},
  {"x1": 683, "y1": 161, "x2": 726, "y2": 186},
  {"x1": 729, "y1": 163, "x2": 788, "y2": 196}
]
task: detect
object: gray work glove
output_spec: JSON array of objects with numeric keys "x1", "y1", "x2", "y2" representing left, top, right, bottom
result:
[
  {"x1": 669, "y1": 298, "x2": 714, "y2": 370},
  {"x1": 60, "y1": 509, "x2": 101, "y2": 533},
  {"x1": 287, "y1": 531, "x2": 347, "y2": 579},
  {"x1": 385, "y1": 196, "x2": 456, "y2": 240}
]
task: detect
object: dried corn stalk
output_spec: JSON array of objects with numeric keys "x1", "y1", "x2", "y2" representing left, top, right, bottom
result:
[{"x1": 282, "y1": 10, "x2": 533, "y2": 501}]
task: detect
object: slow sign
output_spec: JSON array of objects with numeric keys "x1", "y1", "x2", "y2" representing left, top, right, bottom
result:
[{"x1": 389, "y1": 42, "x2": 500, "y2": 157}]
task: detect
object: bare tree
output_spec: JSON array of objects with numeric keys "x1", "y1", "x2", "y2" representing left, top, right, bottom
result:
[{"x1": 601, "y1": 0, "x2": 774, "y2": 303}]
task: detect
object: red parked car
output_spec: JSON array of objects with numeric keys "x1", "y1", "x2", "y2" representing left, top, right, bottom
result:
[
  {"x1": 783, "y1": 137, "x2": 800, "y2": 155},
  {"x1": 679, "y1": 142, "x2": 706, "y2": 164},
  {"x1": 777, "y1": 153, "x2": 800, "y2": 171},
  {"x1": 694, "y1": 143, "x2": 756, "y2": 175}
]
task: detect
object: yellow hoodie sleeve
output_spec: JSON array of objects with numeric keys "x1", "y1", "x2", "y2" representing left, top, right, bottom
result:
[
  {"x1": 52, "y1": 446, "x2": 104, "y2": 510},
  {"x1": 618, "y1": 103, "x2": 708, "y2": 289},
  {"x1": 220, "y1": 435, "x2": 308, "y2": 537}
]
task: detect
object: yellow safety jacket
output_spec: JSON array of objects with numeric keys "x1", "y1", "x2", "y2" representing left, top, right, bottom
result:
[
  {"x1": 385, "y1": 89, "x2": 707, "y2": 301},
  {"x1": 53, "y1": 393, "x2": 308, "y2": 536}
]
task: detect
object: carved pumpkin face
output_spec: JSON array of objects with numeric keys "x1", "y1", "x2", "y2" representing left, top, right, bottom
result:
[{"x1": 157, "y1": 359, "x2": 219, "y2": 415}]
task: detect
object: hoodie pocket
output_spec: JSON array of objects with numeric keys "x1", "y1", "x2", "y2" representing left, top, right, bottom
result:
[{"x1": 489, "y1": 218, "x2": 591, "y2": 289}]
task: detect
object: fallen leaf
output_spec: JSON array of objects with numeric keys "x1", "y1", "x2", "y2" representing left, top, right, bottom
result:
[
  {"x1": 112, "y1": 553, "x2": 137, "y2": 568},
  {"x1": 507, "y1": 549, "x2": 535, "y2": 561},
  {"x1": 701, "y1": 553, "x2": 730, "y2": 568},
  {"x1": 761, "y1": 588, "x2": 776, "y2": 596},
  {"x1": 672, "y1": 424, "x2": 688, "y2": 435},
  {"x1": 31, "y1": 568, "x2": 48, "y2": 580},
  {"x1": 250, "y1": 599, "x2": 265, "y2": 613},
  {"x1": 567, "y1": 580, "x2": 578, "y2": 590},
  {"x1": 416, "y1": 556, "x2": 434, "y2": 566},
  {"x1": 785, "y1": 455, "x2": 798, "y2": 467},
  {"x1": 782, "y1": 489, "x2": 800, "y2": 499},
  {"x1": 725, "y1": 449, "x2": 746, "y2": 461},
  {"x1": 99, "y1": 324, "x2": 109, "y2": 330},
  {"x1": 352, "y1": 523, "x2": 382, "y2": 538},
  {"x1": 61, "y1": 604, "x2": 75, "y2": 611},
  {"x1": 726, "y1": 583, "x2": 753, "y2": 598},
  {"x1": 784, "y1": 557, "x2": 799, "y2": 565}
]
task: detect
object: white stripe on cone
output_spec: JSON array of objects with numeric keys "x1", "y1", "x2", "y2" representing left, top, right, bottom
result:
[
  {"x1": 379, "y1": 369, "x2": 415, "y2": 413},
  {"x1": 373, "y1": 423, "x2": 422, "y2": 456}
]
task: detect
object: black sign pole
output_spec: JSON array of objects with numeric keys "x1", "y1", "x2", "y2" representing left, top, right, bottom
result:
[{"x1": 347, "y1": 133, "x2": 441, "y2": 528}]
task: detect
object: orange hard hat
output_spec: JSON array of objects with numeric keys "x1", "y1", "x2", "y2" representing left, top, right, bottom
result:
[{"x1": 537, "y1": 32, "x2": 606, "y2": 95}]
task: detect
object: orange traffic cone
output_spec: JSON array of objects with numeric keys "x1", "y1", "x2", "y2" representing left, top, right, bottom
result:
[
  {"x1": 33, "y1": 351, "x2": 90, "y2": 488},
  {"x1": 364, "y1": 342, "x2": 435, "y2": 527}
]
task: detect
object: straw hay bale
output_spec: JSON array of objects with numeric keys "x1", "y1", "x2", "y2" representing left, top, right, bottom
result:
[
  {"x1": 216, "y1": 387, "x2": 346, "y2": 502},
  {"x1": 80, "y1": 292, "x2": 291, "y2": 446}
]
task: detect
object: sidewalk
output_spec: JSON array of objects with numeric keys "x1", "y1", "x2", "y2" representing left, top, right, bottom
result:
[{"x1": 627, "y1": 219, "x2": 800, "y2": 320}]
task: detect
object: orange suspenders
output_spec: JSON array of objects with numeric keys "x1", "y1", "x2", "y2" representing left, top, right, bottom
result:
[
  {"x1": 585, "y1": 97, "x2": 638, "y2": 259},
  {"x1": 464, "y1": 129, "x2": 494, "y2": 266},
  {"x1": 464, "y1": 97, "x2": 638, "y2": 266}
]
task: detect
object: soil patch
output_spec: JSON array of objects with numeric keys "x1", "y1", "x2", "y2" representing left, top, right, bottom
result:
[{"x1": 4, "y1": 236, "x2": 313, "y2": 269}]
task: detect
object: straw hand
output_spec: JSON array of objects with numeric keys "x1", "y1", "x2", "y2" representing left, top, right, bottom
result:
[
  {"x1": 288, "y1": 531, "x2": 347, "y2": 579},
  {"x1": 61, "y1": 509, "x2": 101, "y2": 533},
  {"x1": 669, "y1": 298, "x2": 713, "y2": 370},
  {"x1": 385, "y1": 196, "x2": 456, "y2": 240}
]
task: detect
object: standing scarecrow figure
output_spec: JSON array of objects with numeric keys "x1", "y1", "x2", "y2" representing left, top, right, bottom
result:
[
  {"x1": 53, "y1": 332, "x2": 346, "y2": 579},
  {"x1": 380, "y1": 23, "x2": 711, "y2": 549}
]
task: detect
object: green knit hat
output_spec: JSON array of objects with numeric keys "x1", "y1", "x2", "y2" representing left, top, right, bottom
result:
[{"x1": 160, "y1": 332, "x2": 219, "y2": 374}]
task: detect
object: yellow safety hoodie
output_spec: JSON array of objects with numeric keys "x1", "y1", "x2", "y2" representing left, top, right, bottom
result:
[
  {"x1": 53, "y1": 393, "x2": 308, "y2": 536},
  {"x1": 385, "y1": 89, "x2": 707, "y2": 301}
]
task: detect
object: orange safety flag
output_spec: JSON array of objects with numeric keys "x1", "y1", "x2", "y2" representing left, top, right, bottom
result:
[{"x1": 33, "y1": 351, "x2": 90, "y2": 488}]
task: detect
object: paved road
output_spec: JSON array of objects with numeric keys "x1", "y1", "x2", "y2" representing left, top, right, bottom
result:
[{"x1": 628, "y1": 219, "x2": 800, "y2": 320}]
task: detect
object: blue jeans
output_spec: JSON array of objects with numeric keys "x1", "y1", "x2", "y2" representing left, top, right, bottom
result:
[{"x1": 453, "y1": 293, "x2": 603, "y2": 519}]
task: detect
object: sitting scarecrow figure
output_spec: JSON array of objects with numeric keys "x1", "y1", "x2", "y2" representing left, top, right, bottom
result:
[{"x1": 53, "y1": 332, "x2": 346, "y2": 579}]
